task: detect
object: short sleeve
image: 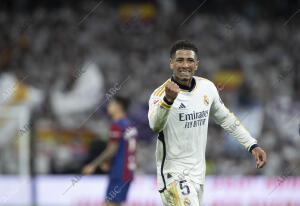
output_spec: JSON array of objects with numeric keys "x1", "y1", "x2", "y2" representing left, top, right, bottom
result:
[{"x1": 109, "y1": 124, "x2": 123, "y2": 143}]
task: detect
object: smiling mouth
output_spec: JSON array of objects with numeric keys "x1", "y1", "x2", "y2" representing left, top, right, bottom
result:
[{"x1": 178, "y1": 69, "x2": 191, "y2": 75}]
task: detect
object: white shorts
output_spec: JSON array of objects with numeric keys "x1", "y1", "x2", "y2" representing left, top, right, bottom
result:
[{"x1": 160, "y1": 178, "x2": 204, "y2": 206}]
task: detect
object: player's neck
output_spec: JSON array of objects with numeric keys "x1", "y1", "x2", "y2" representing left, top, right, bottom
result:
[
  {"x1": 172, "y1": 75, "x2": 193, "y2": 88},
  {"x1": 112, "y1": 112, "x2": 126, "y2": 121}
]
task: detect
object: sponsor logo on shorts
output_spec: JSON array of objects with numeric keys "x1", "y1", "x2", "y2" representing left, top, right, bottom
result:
[{"x1": 184, "y1": 197, "x2": 191, "y2": 206}]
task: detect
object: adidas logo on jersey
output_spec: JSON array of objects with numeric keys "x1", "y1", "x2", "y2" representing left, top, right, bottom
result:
[{"x1": 179, "y1": 103, "x2": 186, "y2": 109}]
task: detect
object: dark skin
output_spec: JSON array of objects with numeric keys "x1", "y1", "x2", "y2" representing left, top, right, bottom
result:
[
  {"x1": 165, "y1": 50, "x2": 198, "y2": 103},
  {"x1": 165, "y1": 49, "x2": 267, "y2": 169}
]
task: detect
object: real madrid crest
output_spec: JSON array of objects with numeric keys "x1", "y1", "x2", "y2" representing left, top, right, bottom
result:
[
  {"x1": 184, "y1": 197, "x2": 191, "y2": 206},
  {"x1": 204, "y1": 95, "x2": 209, "y2": 106}
]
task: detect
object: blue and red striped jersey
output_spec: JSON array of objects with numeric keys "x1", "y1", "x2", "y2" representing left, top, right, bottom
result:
[{"x1": 108, "y1": 118, "x2": 138, "y2": 182}]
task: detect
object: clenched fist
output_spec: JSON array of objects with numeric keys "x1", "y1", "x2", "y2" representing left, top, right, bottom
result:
[{"x1": 165, "y1": 81, "x2": 180, "y2": 103}]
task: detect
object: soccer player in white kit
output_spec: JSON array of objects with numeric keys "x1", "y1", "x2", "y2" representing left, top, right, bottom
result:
[{"x1": 148, "y1": 40, "x2": 267, "y2": 206}]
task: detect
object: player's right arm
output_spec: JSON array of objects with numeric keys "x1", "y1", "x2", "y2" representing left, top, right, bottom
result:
[{"x1": 148, "y1": 81, "x2": 179, "y2": 133}]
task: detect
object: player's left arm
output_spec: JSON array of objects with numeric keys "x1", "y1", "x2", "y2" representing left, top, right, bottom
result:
[
  {"x1": 82, "y1": 125, "x2": 121, "y2": 175},
  {"x1": 210, "y1": 82, "x2": 266, "y2": 168},
  {"x1": 93, "y1": 142, "x2": 119, "y2": 166}
]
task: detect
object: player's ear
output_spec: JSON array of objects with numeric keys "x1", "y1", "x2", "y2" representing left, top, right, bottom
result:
[
  {"x1": 194, "y1": 57, "x2": 199, "y2": 70},
  {"x1": 170, "y1": 58, "x2": 174, "y2": 70}
]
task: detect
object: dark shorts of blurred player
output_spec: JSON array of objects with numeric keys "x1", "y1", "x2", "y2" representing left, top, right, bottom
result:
[{"x1": 105, "y1": 179, "x2": 131, "y2": 203}]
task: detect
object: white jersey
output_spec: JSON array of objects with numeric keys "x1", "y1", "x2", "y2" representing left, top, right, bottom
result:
[{"x1": 148, "y1": 76, "x2": 257, "y2": 192}]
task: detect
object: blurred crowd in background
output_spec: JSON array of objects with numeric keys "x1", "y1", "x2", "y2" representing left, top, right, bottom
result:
[{"x1": 0, "y1": 0, "x2": 299, "y2": 177}]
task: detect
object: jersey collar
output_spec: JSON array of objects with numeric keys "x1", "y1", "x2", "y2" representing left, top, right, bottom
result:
[{"x1": 171, "y1": 76, "x2": 196, "y2": 92}]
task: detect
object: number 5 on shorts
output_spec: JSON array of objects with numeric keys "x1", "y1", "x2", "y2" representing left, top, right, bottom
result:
[{"x1": 179, "y1": 180, "x2": 190, "y2": 195}]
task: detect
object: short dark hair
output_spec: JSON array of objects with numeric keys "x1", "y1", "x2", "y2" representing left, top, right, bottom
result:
[
  {"x1": 170, "y1": 40, "x2": 198, "y2": 59},
  {"x1": 113, "y1": 96, "x2": 130, "y2": 113}
]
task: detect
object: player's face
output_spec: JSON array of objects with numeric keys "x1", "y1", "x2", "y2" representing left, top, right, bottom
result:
[
  {"x1": 107, "y1": 100, "x2": 118, "y2": 117},
  {"x1": 170, "y1": 50, "x2": 198, "y2": 82}
]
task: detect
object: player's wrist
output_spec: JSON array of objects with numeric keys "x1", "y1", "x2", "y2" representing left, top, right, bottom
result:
[
  {"x1": 249, "y1": 144, "x2": 259, "y2": 153},
  {"x1": 163, "y1": 96, "x2": 174, "y2": 105}
]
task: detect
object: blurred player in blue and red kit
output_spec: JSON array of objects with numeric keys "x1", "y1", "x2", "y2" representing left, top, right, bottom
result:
[{"x1": 82, "y1": 96, "x2": 138, "y2": 206}]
